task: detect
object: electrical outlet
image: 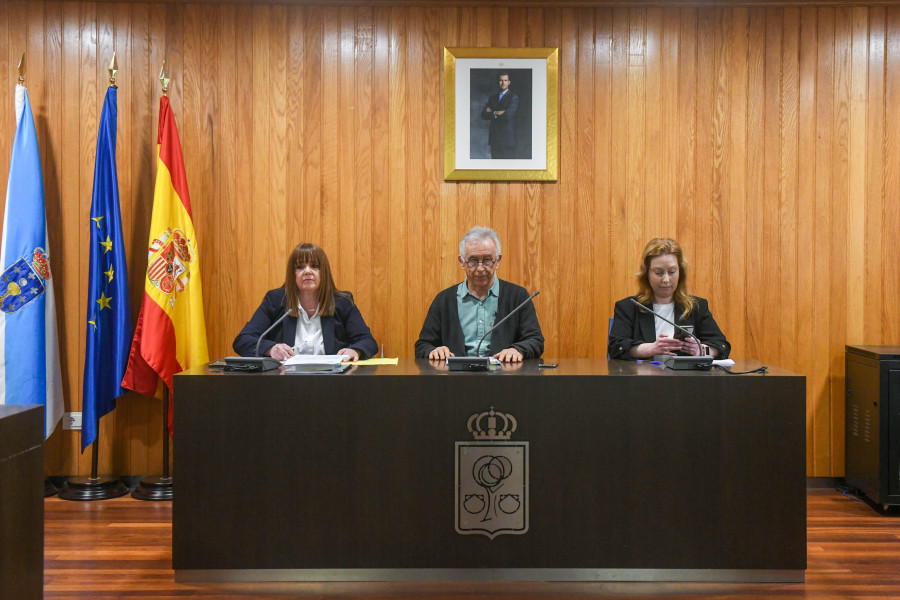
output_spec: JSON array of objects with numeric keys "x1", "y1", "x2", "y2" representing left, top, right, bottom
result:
[{"x1": 63, "y1": 412, "x2": 82, "y2": 430}]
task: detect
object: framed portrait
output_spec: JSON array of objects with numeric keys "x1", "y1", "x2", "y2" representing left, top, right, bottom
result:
[{"x1": 443, "y1": 47, "x2": 558, "y2": 182}]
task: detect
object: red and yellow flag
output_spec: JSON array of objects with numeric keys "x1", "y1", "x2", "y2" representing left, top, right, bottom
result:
[{"x1": 122, "y1": 97, "x2": 208, "y2": 430}]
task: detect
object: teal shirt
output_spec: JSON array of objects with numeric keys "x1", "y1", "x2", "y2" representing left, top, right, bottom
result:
[{"x1": 457, "y1": 278, "x2": 500, "y2": 357}]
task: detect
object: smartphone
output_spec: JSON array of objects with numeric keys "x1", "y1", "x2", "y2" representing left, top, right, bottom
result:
[{"x1": 674, "y1": 325, "x2": 694, "y2": 341}]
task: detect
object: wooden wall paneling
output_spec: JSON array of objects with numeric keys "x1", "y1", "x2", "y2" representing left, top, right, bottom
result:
[
  {"x1": 609, "y1": 9, "x2": 628, "y2": 305},
  {"x1": 353, "y1": 6, "x2": 375, "y2": 341},
  {"x1": 626, "y1": 9, "x2": 646, "y2": 286},
  {"x1": 388, "y1": 6, "x2": 408, "y2": 357},
  {"x1": 797, "y1": 5, "x2": 818, "y2": 474},
  {"x1": 693, "y1": 8, "x2": 714, "y2": 302},
  {"x1": 270, "y1": 4, "x2": 289, "y2": 297},
  {"x1": 472, "y1": 7, "x2": 492, "y2": 232},
  {"x1": 9, "y1": 1, "x2": 900, "y2": 478},
  {"x1": 0, "y1": 2, "x2": 7, "y2": 213},
  {"x1": 592, "y1": 8, "x2": 612, "y2": 344},
  {"x1": 863, "y1": 8, "x2": 885, "y2": 349},
  {"x1": 540, "y1": 7, "x2": 559, "y2": 358},
  {"x1": 405, "y1": 6, "x2": 425, "y2": 347},
  {"x1": 813, "y1": 7, "x2": 835, "y2": 477},
  {"x1": 848, "y1": 8, "x2": 869, "y2": 345},
  {"x1": 94, "y1": 1, "x2": 119, "y2": 475},
  {"x1": 42, "y1": 0, "x2": 66, "y2": 474},
  {"x1": 437, "y1": 7, "x2": 458, "y2": 316},
  {"x1": 763, "y1": 8, "x2": 784, "y2": 367},
  {"x1": 885, "y1": 6, "x2": 900, "y2": 346},
  {"x1": 830, "y1": 6, "x2": 852, "y2": 478},
  {"x1": 371, "y1": 5, "x2": 390, "y2": 352},
  {"x1": 75, "y1": 1, "x2": 98, "y2": 476},
  {"x1": 725, "y1": 7, "x2": 748, "y2": 361},
  {"x1": 301, "y1": 7, "x2": 323, "y2": 258},
  {"x1": 708, "y1": 8, "x2": 730, "y2": 327},
  {"x1": 419, "y1": 5, "x2": 442, "y2": 351},
  {"x1": 781, "y1": 7, "x2": 800, "y2": 381},
  {"x1": 110, "y1": 1, "x2": 133, "y2": 477},
  {"x1": 574, "y1": 7, "x2": 594, "y2": 357},
  {"x1": 675, "y1": 9, "x2": 696, "y2": 300},
  {"x1": 251, "y1": 5, "x2": 273, "y2": 290},
  {"x1": 119, "y1": 0, "x2": 152, "y2": 477},
  {"x1": 336, "y1": 6, "x2": 356, "y2": 281},
  {"x1": 557, "y1": 8, "x2": 578, "y2": 358},
  {"x1": 743, "y1": 8, "x2": 765, "y2": 362}
]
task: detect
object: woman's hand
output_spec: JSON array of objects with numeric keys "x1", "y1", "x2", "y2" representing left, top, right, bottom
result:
[
  {"x1": 680, "y1": 336, "x2": 701, "y2": 356},
  {"x1": 337, "y1": 348, "x2": 360, "y2": 362},
  {"x1": 265, "y1": 343, "x2": 295, "y2": 361},
  {"x1": 631, "y1": 335, "x2": 681, "y2": 359}
]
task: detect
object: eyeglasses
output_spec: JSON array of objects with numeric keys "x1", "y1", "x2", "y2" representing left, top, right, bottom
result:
[{"x1": 464, "y1": 258, "x2": 496, "y2": 269}]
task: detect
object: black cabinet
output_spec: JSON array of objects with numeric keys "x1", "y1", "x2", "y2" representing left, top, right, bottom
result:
[{"x1": 845, "y1": 345, "x2": 900, "y2": 508}]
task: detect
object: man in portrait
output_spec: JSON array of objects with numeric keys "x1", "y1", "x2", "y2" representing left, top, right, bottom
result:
[{"x1": 480, "y1": 72, "x2": 519, "y2": 159}]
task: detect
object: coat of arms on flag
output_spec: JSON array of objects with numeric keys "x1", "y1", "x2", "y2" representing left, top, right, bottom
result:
[
  {"x1": 147, "y1": 227, "x2": 195, "y2": 299},
  {"x1": 0, "y1": 249, "x2": 51, "y2": 314}
]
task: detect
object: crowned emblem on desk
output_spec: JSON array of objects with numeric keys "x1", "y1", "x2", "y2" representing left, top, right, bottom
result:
[{"x1": 455, "y1": 407, "x2": 529, "y2": 539}]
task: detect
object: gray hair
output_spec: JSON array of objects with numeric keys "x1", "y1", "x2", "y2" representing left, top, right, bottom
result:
[{"x1": 459, "y1": 226, "x2": 502, "y2": 259}]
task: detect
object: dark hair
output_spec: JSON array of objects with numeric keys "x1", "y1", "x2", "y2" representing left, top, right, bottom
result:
[
  {"x1": 635, "y1": 237, "x2": 697, "y2": 320},
  {"x1": 284, "y1": 243, "x2": 347, "y2": 317},
  {"x1": 497, "y1": 71, "x2": 510, "y2": 80}
]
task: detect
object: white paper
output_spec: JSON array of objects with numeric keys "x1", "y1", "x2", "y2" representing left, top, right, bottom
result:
[
  {"x1": 712, "y1": 359, "x2": 735, "y2": 367},
  {"x1": 282, "y1": 354, "x2": 348, "y2": 366}
]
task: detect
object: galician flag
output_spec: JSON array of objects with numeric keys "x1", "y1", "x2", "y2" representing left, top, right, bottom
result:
[
  {"x1": 0, "y1": 84, "x2": 64, "y2": 438},
  {"x1": 122, "y1": 96, "x2": 208, "y2": 433},
  {"x1": 82, "y1": 85, "x2": 132, "y2": 451}
]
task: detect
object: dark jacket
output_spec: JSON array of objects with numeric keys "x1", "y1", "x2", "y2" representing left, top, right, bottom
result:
[
  {"x1": 415, "y1": 280, "x2": 544, "y2": 359},
  {"x1": 233, "y1": 288, "x2": 378, "y2": 359},
  {"x1": 481, "y1": 90, "x2": 519, "y2": 149},
  {"x1": 607, "y1": 295, "x2": 730, "y2": 360}
]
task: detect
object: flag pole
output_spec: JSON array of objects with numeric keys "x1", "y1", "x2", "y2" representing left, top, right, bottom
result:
[
  {"x1": 131, "y1": 384, "x2": 173, "y2": 501},
  {"x1": 131, "y1": 60, "x2": 175, "y2": 502},
  {"x1": 60, "y1": 54, "x2": 128, "y2": 501}
]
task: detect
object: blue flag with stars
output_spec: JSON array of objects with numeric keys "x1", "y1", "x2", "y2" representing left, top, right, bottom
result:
[
  {"x1": 0, "y1": 84, "x2": 64, "y2": 438},
  {"x1": 82, "y1": 86, "x2": 131, "y2": 451}
]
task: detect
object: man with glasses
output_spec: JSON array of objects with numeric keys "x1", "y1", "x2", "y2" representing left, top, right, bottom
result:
[{"x1": 415, "y1": 226, "x2": 544, "y2": 362}]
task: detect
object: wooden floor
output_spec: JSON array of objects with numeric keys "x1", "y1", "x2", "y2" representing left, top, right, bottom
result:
[{"x1": 44, "y1": 487, "x2": 900, "y2": 599}]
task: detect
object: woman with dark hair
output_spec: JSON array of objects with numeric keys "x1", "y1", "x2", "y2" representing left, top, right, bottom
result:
[
  {"x1": 233, "y1": 243, "x2": 377, "y2": 361},
  {"x1": 608, "y1": 238, "x2": 730, "y2": 360}
]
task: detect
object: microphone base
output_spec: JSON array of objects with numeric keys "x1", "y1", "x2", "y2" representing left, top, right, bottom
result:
[
  {"x1": 447, "y1": 357, "x2": 491, "y2": 371},
  {"x1": 224, "y1": 356, "x2": 281, "y2": 372},
  {"x1": 654, "y1": 355, "x2": 714, "y2": 371}
]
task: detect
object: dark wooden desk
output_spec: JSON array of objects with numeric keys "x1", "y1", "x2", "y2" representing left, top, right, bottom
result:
[
  {"x1": 173, "y1": 359, "x2": 805, "y2": 583},
  {"x1": 0, "y1": 405, "x2": 43, "y2": 600}
]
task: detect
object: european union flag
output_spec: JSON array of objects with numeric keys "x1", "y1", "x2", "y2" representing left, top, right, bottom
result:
[
  {"x1": 82, "y1": 86, "x2": 131, "y2": 451},
  {"x1": 0, "y1": 84, "x2": 64, "y2": 438}
]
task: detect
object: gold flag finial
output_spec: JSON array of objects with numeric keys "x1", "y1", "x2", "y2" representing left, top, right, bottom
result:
[
  {"x1": 158, "y1": 60, "x2": 169, "y2": 96},
  {"x1": 17, "y1": 53, "x2": 25, "y2": 85},
  {"x1": 108, "y1": 52, "x2": 118, "y2": 86}
]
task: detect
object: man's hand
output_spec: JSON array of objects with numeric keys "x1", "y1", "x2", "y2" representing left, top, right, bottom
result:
[
  {"x1": 494, "y1": 347, "x2": 523, "y2": 363},
  {"x1": 429, "y1": 346, "x2": 455, "y2": 361}
]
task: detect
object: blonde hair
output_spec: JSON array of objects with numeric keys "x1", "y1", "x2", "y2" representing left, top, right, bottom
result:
[{"x1": 635, "y1": 238, "x2": 697, "y2": 320}]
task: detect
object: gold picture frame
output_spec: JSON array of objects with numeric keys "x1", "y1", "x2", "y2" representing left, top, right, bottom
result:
[{"x1": 443, "y1": 47, "x2": 559, "y2": 182}]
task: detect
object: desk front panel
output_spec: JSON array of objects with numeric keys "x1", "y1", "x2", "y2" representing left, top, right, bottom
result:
[{"x1": 174, "y1": 359, "x2": 805, "y2": 575}]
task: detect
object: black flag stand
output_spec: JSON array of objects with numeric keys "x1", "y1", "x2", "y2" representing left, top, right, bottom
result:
[
  {"x1": 59, "y1": 432, "x2": 129, "y2": 501},
  {"x1": 132, "y1": 387, "x2": 173, "y2": 501}
]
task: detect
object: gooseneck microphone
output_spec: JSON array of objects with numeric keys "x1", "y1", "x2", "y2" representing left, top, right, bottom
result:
[
  {"x1": 447, "y1": 290, "x2": 540, "y2": 371},
  {"x1": 629, "y1": 298, "x2": 713, "y2": 371},
  {"x1": 254, "y1": 310, "x2": 292, "y2": 357},
  {"x1": 225, "y1": 309, "x2": 292, "y2": 371},
  {"x1": 475, "y1": 290, "x2": 540, "y2": 357}
]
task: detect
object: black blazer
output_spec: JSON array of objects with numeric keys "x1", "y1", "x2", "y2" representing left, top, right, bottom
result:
[
  {"x1": 233, "y1": 288, "x2": 378, "y2": 359},
  {"x1": 481, "y1": 90, "x2": 519, "y2": 148},
  {"x1": 414, "y1": 280, "x2": 544, "y2": 359},
  {"x1": 607, "y1": 295, "x2": 730, "y2": 360}
]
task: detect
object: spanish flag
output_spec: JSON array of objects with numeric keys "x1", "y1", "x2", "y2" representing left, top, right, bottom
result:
[{"x1": 122, "y1": 96, "x2": 208, "y2": 432}]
